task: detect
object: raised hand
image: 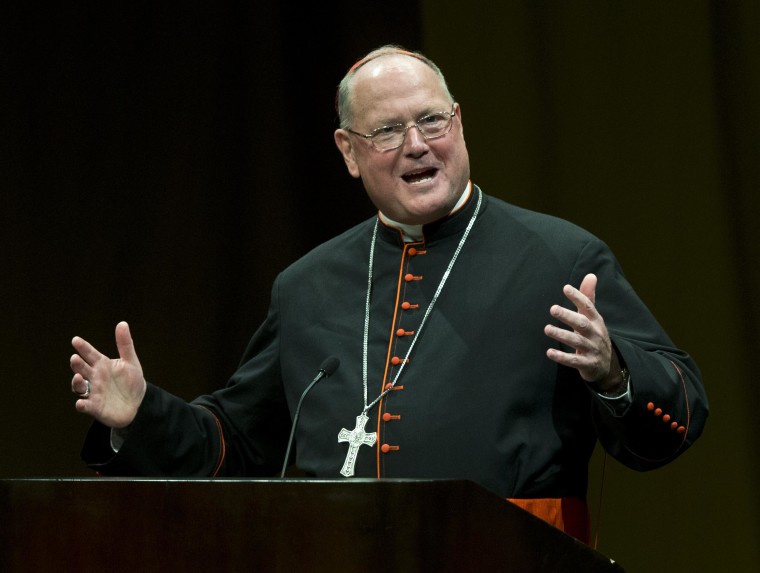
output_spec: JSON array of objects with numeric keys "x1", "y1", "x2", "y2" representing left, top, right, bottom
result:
[
  {"x1": 70, "y1": 321, "x2": 147, "y2": 428},
  {"x1": 544, "y1": 273, "x2": 622, "y2": 392}
]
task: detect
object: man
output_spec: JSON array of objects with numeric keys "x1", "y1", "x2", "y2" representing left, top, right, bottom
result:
[{"x1": 70, "y1": 45, "x2": 708, "y2": 541}]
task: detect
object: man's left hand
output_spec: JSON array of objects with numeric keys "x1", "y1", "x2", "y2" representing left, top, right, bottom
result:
[{"x1": 544, "y1": 273, "x2": 622, "y2": 392}]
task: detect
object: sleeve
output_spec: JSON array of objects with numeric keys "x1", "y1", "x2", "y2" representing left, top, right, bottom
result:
[
  {"x1": 569, "y1": 238, "x2": 709, "y2": 471},
  {"x1": 81, "y1": 275, "x2": 291, "y2": 477},
  {"x1": 81, "y1": 383, "x2": 229, "y2": 476}
]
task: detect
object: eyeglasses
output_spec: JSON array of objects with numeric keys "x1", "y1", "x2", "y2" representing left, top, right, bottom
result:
[{"x1": 347, "y1": 104, "x2": 457, "y2": 152}]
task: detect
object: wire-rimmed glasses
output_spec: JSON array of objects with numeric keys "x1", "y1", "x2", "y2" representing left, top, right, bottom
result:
[{"x1": 347, "y1": 104, "x2": 457, "y2": 152}]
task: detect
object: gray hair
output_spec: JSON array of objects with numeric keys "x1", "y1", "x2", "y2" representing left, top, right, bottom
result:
[{"x1": 335, "y1": 45, "x2": 454, "y2": 129}]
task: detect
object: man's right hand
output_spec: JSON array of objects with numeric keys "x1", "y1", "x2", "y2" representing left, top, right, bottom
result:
[{"x1": 70, "y1": 321, "x2": 147, "y2": 428}]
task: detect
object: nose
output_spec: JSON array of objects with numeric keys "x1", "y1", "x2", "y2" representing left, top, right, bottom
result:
[{"x1": 403, "y1": 124, "x2": 429, "y2": 154}]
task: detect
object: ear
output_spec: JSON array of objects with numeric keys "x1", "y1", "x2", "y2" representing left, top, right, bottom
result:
[
  {"x1": 454, "y1": 102, "x2": 463, "y2": 136},
  {"x1": 334, "y1": 129, "x2": 362, "y2": 179}
]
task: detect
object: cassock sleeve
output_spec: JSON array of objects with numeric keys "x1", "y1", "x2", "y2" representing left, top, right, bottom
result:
[{"x1": 568, "y1": 238, "x2": 709, "y2": 470}]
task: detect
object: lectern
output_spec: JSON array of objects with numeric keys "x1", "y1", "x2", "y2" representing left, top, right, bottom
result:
[{"x1": 0, "y1": 478, "x2": 624, "y2": 572}]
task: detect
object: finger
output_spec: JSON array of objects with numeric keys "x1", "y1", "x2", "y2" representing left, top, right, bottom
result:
[
  {"x1": 75, "y1": 395, "x2": 95, "y2": 414},
  {"x1": 70, "y1": 354, "x2": 94, "y2": 380},
  {"x1": 71, "y1": 336, "x2": 106, "y2": 367},
  {"x1": 579, "y1": 273, "x2": 597, "y2": 306},
  {"x1": 115, "y1": 321, "x2": 139, "y2": 364},
  {"x1": 562, "y1": 283, "x2": 600, "y2": 320},
  {"x1": 544, "y1": 323, "x2": 592, "y2": 352},
  {"x1": 546, "y1": 347, "x2": 602, "y2": 382},
  {"x1": 71, "y1": 374, "x2": 90, "y2": 396},
  {"x1": 72, "y1": 375, "x2": 99, "y2": 415},
  {"x1": 546, "y1": 347, "x2": 595, "y2": 373},
  {"x1": 550, "y1": 304, "x2": 592, "y2": 333}
]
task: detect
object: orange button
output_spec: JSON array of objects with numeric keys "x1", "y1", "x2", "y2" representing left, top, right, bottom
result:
[
  {"x1": 381, "y1": 444, "x2": 399, "y2": 453},
  {"x1": 391, "y1": 356, "x2": 401, "y2": 365},
  {"x1": 401, "y1": 301, "x2": 411, "y2": 310},
  {"x1": 408, "y1": 248, "x2": 417, "y2": 256},
  {"x1": 677, "y1": 426, "x2": 686, "y2": 434},
  {"x1": 396, "y1": 328, "x2": 406, "y2": 337},
  {"x1": 383, "y1": 413, "x2": 392, "y2": 422},
  {"x1": 670, "y1": 421, "x2": 678, "y2": 430},
  {"x1": 654, "y1": 408, "x2": 662, "y2": 416},
  {"x1": 647, "y1": 402, "x2": 655, "y2": 411},
  {"x1": 384, "y1": 383, "x2": 393, "y2": 391},
  {"x1": 404, "y1": 273, "x2": 414, "y2": 282},
  {"x1": 662, "y1": 414, "x2": 671, "y2": 423}
]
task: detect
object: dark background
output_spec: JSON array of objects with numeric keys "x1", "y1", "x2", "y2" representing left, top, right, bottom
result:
[{"x1": 2, "y1": 2, "x2": 758, "y2": 570}]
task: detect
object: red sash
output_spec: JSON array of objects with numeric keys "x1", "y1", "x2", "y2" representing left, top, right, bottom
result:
[{"x1": 507, "y1": 497, "x2": 590, "y2": 543}]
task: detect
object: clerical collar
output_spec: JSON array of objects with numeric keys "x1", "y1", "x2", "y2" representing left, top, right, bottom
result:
[{"x1": 378, "y1": 181, "x2": 472, "y2": 242}]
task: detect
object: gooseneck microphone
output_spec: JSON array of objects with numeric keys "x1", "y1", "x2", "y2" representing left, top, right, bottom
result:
[{"x1": 280, "y1": 356, "x2": 340, "y2": 478}]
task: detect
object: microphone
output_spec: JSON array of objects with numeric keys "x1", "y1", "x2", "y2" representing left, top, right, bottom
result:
[{"x1": 280, "y1": 356, "x2": 340, "y2": 478}]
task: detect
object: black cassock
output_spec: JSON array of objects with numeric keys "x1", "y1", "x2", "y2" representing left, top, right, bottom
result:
[{"x1": 83, "y1": 185, "x2": 708, "y2": 504}]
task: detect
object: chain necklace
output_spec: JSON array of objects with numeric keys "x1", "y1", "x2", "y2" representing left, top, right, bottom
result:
[{"x1": 337, "y1": 187, "x2": 483, "y2": 477}]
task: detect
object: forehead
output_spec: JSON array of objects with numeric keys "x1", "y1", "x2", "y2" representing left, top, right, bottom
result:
[{"x1": 349, "y1": 55, "x2": 450, "y2": 121}]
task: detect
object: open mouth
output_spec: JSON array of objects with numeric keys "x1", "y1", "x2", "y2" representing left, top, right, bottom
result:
[{"x1": 402, "y1": 168, "x2": 437, "y2": 185}]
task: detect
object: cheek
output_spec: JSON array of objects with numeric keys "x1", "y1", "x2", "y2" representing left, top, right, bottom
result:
[{"x1": 359, "y1": 154, "x2": 396, "y2": 182}]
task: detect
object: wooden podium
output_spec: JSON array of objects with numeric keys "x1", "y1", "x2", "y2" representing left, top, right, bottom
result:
[{"x1": 0, "y1": 478, "x2": 624, "y2": 572}]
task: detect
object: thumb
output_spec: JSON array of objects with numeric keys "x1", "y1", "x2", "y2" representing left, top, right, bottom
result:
[
  {"x1": 579, "y1": 273, "x2": 598, "y2": 306},
  {"x1": 115, "y1": 321, "x2": 139, "y2": 363}
]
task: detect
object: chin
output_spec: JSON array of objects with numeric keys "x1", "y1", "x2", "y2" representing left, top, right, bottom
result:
[{"x1": 410, "y1": 192, "x2": 459, "y2": 220}]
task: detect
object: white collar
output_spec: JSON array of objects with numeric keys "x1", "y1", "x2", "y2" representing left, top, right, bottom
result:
[{"x1": 379, "y1": 181, "x2": 472, "y2": 242}]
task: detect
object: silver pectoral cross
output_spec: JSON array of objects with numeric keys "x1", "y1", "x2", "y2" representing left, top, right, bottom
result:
[{"x1": 338, "y1": 412, "x2": 377, "y2": 477}]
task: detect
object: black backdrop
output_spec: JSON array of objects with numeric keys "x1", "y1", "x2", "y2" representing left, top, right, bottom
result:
[{"x1": 2, "y1": 1, "x2": 420, "y2": 469}]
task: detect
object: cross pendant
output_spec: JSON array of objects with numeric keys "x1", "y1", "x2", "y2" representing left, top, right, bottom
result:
[{"x1": 337, "y1": 412, "x2": 377, "y2": 477}]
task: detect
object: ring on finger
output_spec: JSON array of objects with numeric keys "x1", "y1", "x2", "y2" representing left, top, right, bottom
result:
[{"x1": 74, "y1": 379, "x2": 91, "y2": 399}]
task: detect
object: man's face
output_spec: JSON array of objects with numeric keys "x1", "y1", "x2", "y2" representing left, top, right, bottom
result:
[{"x1": 334, "y1": 55, "x2": 471, "y2": 225}]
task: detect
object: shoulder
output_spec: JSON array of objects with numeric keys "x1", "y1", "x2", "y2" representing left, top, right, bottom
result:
[
  {"x1": 279, "y1": 216, "x2": 377, "y2": 280},
  {"x1": 480, "y1": 191, "x2": 602, "y2": 251}
]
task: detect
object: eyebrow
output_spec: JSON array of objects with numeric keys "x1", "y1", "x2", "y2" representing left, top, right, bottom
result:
[{"x1": 370, "y1": 106, "x2": 447, "y2": 128}]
